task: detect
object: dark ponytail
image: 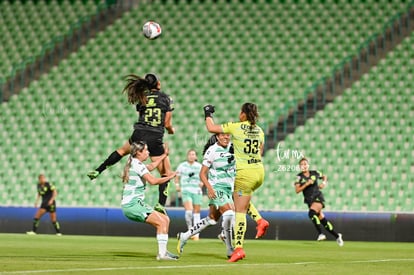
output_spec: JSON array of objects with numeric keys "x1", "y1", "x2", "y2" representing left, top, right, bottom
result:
[
  {"x1": 241, "y1": 102, "x2": 259, "y2": 129},
  {"x1": 202, "y1": 134, "x2": 218, "y2": 156},
  {"x1": 122, "y1": 73, "x2": 160, "y2": 105}
]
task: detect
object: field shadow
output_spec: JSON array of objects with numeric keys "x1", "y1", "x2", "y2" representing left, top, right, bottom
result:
[
  {"x1": 190, "y1": 252, "x2": 228, "y2": 260},
  {"x1": 110, "y1": 251, "x2": 149, "y2": 258}
]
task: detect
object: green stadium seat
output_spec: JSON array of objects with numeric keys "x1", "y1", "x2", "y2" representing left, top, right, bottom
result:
[{"x1": 1, "y1": 0, "x2": 413, "y2": 209}]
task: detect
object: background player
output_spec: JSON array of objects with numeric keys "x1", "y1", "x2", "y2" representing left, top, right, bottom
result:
[
  {"x1": 121, "y1": 141, "x2": 178, "y2": 260},
  {"x1": 88, "y1": 73, "x2": 175, "y2": 214},
  {"x1": 174, "y1": 149, "x2": 203, "y2": 240},
  {"x1": 294, "y1": 157, "x2": 344, "y2": 246},
  {"x1": 177, "y1": 133, "x2": 235, "y2": 259},
  {"x1": 26, "y1": 174, "x2": 61, "y2": 235},
  {"x1": 203, "y1": 102, "x2": 269, "y2": 262}
]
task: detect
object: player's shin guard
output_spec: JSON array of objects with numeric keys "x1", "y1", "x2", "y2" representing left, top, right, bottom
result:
[
  {"x1": 32, "y1": 218, "x2": 40, "y2": 232},
  {"x1": 308, "y1": 209, "x2": 323, "y2": 234},
  {"x1": 247, "y1": 202, "x2": 262, "y2": 222},
  {"x1": 234, "y1": 212, "x2": 246, "y2": 249},
  {"x1": 158, "y1": 181, "x2": 169, "y2": 206},
  {"x1": 222, "y1": 210, "x2": 235, "y2": 251},
  {"x1": 320, "y1": 218, "x2": 339, "y2": 238},
  {"x1": 185, "y1": 210, "x2": 193, "y2": 230},
  {"x1": 96, "y1": 151, "x2": 123, "y2": 173},
  {"x1": 182, "y1": 217, "x2": 216, "y2": 240}
]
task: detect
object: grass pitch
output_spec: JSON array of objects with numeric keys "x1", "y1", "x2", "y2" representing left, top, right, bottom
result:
[{"x1": 0, "y1": 233, "x2": 413, "y2": 275}]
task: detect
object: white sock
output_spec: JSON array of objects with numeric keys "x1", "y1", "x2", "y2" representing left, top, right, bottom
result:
[
  {"x1": 156, "y1": 234, "x2": 168, "y2": 256},
  {"x1": 193, "y1": 213, "x2": 201, "y2": 238},
  {"x1": 183, "y1": 217, "x2": 216, "y2": 240},
  {"x1": 185, "y1": 210, "x2": 193, "y2": 230},
  {"x1": 222, "y1": 210, "x2": 234, "y2": 251}
]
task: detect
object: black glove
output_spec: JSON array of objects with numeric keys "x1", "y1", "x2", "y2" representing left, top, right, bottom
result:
[{"x1": 203, "y1": 105, "x2": 215, "y2": 119}]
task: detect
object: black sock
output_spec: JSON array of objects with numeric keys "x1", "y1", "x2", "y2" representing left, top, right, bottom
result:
[
  {"x1": 96, "y1": 151, "x2": 123, "y2": 173},
  {"x1": 320, "y1": 218, "x2": 339, "y2": 238},
  {"x1": 32, "y1": 218, "x2": 39, "y2": 232},
  {"x1": 158, "y1": 181, "x2": 169, "y2": 206},
  {"x1": 310, "y1": 215, "x2": 323, "y2": 235},
  {"x1": 53, "y1": 221, "x2": 61, "y2": 233}
]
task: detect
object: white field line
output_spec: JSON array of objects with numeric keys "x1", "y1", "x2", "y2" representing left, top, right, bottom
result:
[{"x1": 1, "y1": 259, "x2": 414, "y2": 274}]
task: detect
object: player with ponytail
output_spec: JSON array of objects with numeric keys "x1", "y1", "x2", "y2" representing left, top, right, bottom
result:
[
  {"x1": 120, "y1": 141, "x2": 178, "y2": 260},
  {"x1": 203, "y1": 102, "x2": 269, "y2": 262},
  {"x1": 88, "y1": 73, "x2": 175, "y2": 214},
  {"x1": 177, "y1": 133, "x2": 235, "y2": 259}
]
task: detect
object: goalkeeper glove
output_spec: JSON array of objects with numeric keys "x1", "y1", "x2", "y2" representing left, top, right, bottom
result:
[{"x1": 203, "y1": 105, "x2": 215, "y2": 119}]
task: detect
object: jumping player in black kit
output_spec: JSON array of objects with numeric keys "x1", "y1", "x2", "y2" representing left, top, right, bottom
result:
[
  {"x1": 294, "y1": 157, "x2": 343, "y2": 246},
  {"x1": 26, "y1": 174, "x2": 62, "y2": 235},
  {"x1": 87, "y1": 73, "x2": 175, "y2": 214}
]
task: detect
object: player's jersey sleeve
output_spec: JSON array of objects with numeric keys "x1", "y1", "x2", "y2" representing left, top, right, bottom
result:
[
  {"x1": 202, "y1": 145, "x2": 215, "y2": 168},
  {"x1": 221, "y1": 121, "x2": 237, "y2": 135},
  {"x1": 48, "y1": 182, "x2": 56, "y2": 191},
  {"x1": 166, "y1": 94, "x2": 174, "y2": 112},
  {"x1": 130, "y1": 159, "x2": 149, "y2": 180}
]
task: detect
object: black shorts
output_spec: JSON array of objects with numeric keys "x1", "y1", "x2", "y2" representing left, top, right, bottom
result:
[
  {"x1": 129, "y1": 127, "x2": 165, "y2": 157},
  {"x1": 304, "y1": 194, "x2": 325, "y2": 208},
  {"x1": 40, "y1": 201, "x2": 56, "y2": 213}
]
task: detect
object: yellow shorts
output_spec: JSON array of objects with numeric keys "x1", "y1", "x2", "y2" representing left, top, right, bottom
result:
[{"x1": 234, "y1": 167, "x2": 265, "y2": 196}]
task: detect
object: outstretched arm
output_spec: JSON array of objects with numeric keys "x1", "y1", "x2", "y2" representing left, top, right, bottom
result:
[
  {"x1": 205, "y1": 117, "x2": 223, "y2": 134},
  {"x1": 203, "y1": 105, "x2": 223, "y2": 133},
  {"x1": 146, "y1": 144, "x2": 169, "y2": 172},
  {"x1": 143, "y1": 171, "x2": 176, "y2": 186}
]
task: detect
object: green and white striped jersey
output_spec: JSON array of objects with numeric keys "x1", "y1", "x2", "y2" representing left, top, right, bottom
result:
[
  {"x1": 202, "y1": 143, "x2": 236, "y2": 191},
  {"x1": 176, "y1": 161, "x2": 202, "y2": 193},
  {"x1": 121, "y1": 158, "x2": 149, "y2": 205}
]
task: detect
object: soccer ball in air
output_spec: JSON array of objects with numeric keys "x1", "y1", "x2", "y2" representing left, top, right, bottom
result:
[{"x1": 142, "y1": 21, "x2": 162, "y2": 40}]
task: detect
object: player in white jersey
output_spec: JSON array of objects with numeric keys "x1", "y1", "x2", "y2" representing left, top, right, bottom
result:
[
  {"x1": 177, "y1": 133, "x2": 235, "y2": 259},
  {"x1": 174, "y1": 149, "x2": 203, "y2": 240},
  {"x1": 121, "y1": 141, "x2": 178, "y2": 261}
]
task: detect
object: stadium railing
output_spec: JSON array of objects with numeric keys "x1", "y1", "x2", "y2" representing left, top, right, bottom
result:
[
  {"x1": 0, "y1": 0, "x2": 134, "y2": 102},
  {"x1": 267, "y1": 0, "x2": 414, "y2": 150}
]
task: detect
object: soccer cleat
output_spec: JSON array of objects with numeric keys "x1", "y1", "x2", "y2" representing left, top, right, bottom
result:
[
  {"x1": 156, "y1": 251, "x2": 179, "y2": 261},
  {"x1": 190, "y1": 235, "x2": 199, "y2": 241},
  {"x1": 166, "y1": 251, "x2": 179, "y2": 259},
  {"x1": 255, "y1": 218, "x2": 269, "y2": 239},
  {"x1": 87, "y1": 170, "x2": 99, "y2": 180},
  {"x1": 26, "y1": 231, "x2": 36, "y2": 235},
  {"x1": 317, "y1": 234, "x2": 327, "y2": 241},
  {"x1": 218, "y1": 232, "x2": 226, "y2": 244},
  {"x1": 154, "y1": 203, "x2": 167, "y2": 215},
  {"x1": 56, "y1": 233, "x2": 62, "y2": 236},
  {"x1": 176, "y1": 233, "x2": 187, "y2": 254},
  {"x1": 336, "y1": 233, "x2": 344, "y2": 247},
  {"x1": 227, "y1": 248, "x2": 245, "y2": 262}
]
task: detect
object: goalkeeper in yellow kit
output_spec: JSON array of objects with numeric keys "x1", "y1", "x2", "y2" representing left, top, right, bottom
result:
[{"x1": 203, "y1": 103, "x2": 269, "y2": 263}]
